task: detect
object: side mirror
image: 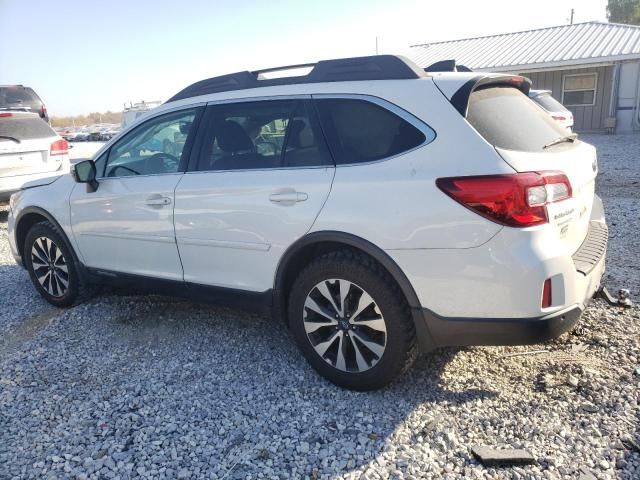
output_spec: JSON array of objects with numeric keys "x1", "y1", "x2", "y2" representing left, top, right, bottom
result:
[{"x1": 72, "y1": 160, "x2": 99, "y2": 193}]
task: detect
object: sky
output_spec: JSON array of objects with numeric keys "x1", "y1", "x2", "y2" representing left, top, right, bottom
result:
[{"x1": 0, "y1": 0, "x2": 608, "y2": 117}]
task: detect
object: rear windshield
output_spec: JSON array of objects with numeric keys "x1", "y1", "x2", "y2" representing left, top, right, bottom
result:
[
  {"x1": 466, "y1": 86, "x2": 568, "y2": 152},
  {"x1": 532, "y1": 93, "x2": 569, "y2": 113},
  {"x1": 0, "y1": 87, "x2": 40, "y2": 108},
  {"x1": 0, "y1": 116, "x2": 55, "y2": 141}
]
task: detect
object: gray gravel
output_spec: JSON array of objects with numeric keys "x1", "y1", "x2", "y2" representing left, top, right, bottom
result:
[{"x1": 0, "y1": 134, "x2": 638, "y2": 479}]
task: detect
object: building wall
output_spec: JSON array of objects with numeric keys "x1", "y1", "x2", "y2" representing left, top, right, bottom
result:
[{"x1": 519, "y1": 65, "x2": 614, "y2": 132}]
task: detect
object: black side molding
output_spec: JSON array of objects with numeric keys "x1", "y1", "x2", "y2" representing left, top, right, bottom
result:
[{"x1": 86, "y1": 268, "x2": 273, "y2": 316}]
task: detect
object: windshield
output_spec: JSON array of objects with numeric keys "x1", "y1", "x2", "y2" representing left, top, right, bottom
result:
[{"x1": 466, "y1": 86, "x2": 569, "y2": 152}]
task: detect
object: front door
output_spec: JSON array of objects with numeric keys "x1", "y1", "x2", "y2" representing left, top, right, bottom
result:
[
  {"x1": 174, "y1": 99, "x2": 335, "y2": 291},
  {"x1": 70, "y1": 106, "x2": 202, "y2": 280}
]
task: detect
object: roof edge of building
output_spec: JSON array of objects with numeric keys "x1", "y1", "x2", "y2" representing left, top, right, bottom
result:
[
  {"x1": 409, "y1": 20, "x2": 639, "y2": 49},
  {"x1": 470, "y1": 53, "x2": 640, "y2": 73}
]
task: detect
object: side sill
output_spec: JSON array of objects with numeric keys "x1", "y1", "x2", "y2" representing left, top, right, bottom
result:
[{"x1": 85, "y1": 268, "x2": 273, "y2": 316}]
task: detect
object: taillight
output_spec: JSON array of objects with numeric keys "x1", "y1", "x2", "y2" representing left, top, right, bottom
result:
[
  {"x1": 50, "y1": 139, "x2": 69, "y2": 156},
  {"x1": 0, "y1": 112, "x2": 13, "y2": 118},
  {"x1": 436, "y1": 171, "x2": 572, "y2": 227},
  {"x1": 542, "y1": 278, "x2": 552, "y2": 308},
  {"x1": 552, "y1": 115, "x2": 566, "y2": 121}
]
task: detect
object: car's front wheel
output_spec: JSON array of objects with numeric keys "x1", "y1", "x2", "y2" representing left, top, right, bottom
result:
[
  {"x1": 24, "y1": 221, "x2": 90, "y2": 308},
  {"x1": 288, "y1": 250, "x2": 417, "y2": 390}
]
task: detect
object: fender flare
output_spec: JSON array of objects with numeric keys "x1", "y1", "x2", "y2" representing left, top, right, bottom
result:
[
  {"x1": 275, "y1": 230, "x2": 420, "y2": 307},
  {"x1": 14, "y1": 206, "x2": 83, "y2": 273}
]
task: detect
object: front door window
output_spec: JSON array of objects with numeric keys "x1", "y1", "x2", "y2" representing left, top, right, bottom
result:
[{"x1": 103, "y1": 109, "x2": 198, "y2": 177}]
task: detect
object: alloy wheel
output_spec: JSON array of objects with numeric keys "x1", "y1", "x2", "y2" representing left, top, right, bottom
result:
[
  {"x1": 303, "y1": 279, "x2": 387, "y2": 373},
  {"x1": 31, "y1": 237, "x2": 69, "y2": 298}
]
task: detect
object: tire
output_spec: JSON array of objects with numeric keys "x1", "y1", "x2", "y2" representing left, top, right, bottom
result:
[
  {"x1": 24, "y1": 220, "x2": 93, "y2": 308},
  {"x1": 288, "y1": 250, "x2": 417, "y2": 390}
]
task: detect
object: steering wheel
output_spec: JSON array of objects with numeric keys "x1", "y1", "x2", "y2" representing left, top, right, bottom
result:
[
  {"x1": 146, "y1": 152, "x2": 179, "y2": 173},
  {"x1": 108, "y1": 164, "x2": 140, "y2": 177}
]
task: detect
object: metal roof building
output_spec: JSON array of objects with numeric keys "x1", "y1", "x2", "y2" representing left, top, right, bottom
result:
[{"x1": 410, "y1": 22, "x2": 640, "y2": 133}]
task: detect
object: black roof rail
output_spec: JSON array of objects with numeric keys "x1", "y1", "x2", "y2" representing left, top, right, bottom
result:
[
  {"x1": 425, "y1": 60, "x2": 473, "y2": 73},
  {"x1": 166, "y1": 55, "x2": 427, "y2": 103}
]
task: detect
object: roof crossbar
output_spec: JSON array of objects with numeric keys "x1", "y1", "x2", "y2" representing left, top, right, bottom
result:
[{"x1": 167, "y1": 55, "x2": 427, "y2": 103}]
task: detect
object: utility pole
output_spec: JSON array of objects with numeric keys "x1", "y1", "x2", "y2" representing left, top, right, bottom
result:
[
  {"x1": 570, "y1": 8, "x2": 574, "y2": 25},
  {"x1": 375, "y1": 36, "x2": 379, "y2": 55}
]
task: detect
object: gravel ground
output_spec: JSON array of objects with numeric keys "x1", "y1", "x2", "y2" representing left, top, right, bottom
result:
[{"x1": 0, "y1": 134, "x2": 638, "y2": 479}]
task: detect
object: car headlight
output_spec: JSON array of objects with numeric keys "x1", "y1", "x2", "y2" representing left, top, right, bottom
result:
[{"x1": 9, "y1": 190, "x2": 23, "y2": 212}]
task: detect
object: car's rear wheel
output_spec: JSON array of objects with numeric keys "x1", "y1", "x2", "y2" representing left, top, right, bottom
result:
[
  {"x1": 24, "y1": 221, "x2": 91, "y2": 307},
  {"x1": 288, "y1": 250, "x2": 417, "y2": 390}
]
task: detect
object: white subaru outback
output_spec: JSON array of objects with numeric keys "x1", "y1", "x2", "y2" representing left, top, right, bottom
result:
[{"x1": 7, "y1": 56, "x2": 607, "y2": 390}]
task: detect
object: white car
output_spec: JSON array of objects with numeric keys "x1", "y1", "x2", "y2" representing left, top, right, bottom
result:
[
  {"x1": 0, "y1": 111, "x2": 69, "y2": 202},
  {"x1": 529, "y1": 89, "x2": 574, "y2": 130},
  {"x1": 7, "y1": 55, "x2": 606, "y2": 390}
]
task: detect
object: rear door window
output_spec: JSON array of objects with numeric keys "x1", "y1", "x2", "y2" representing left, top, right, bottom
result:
[
  {"x1": 195, "y1": 99, "x2": 332, "y2": 171},
  {"x1": 467, "y1": 86, "x2": 568, "y2": 152},
  {"x1": 314, "y1": 98, "x2": 429, "y2": 165},
  {"x1": 0, "y1": 114, "x2": 55, "y2": 141}
]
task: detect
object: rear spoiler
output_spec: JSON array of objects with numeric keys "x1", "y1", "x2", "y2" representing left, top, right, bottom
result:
[
  {"x1": 449, "y1": 74, "x2": 532, "y2": 116},
  {"x1": 425, "y1": 59, "x2": 473, "y2": 73}
]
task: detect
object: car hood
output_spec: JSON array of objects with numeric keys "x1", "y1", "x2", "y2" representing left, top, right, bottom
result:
[{"x1": 21, "y1": 174, "x2": 62, "y2": 190}]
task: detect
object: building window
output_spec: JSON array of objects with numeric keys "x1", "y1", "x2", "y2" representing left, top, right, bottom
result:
[{"x1": 562, "y1": 73, "x2": 597, "y2": 106}]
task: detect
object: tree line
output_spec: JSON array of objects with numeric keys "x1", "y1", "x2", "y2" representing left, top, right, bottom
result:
[
  {"x1": 608, "y1": 0, "x2": 640, "y2": 24},
  {"x1": 50, "y1": 111, "x2": 122, "y2": 128}
]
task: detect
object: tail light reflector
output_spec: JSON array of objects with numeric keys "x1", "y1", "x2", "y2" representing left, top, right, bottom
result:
[
  {"x1": 542, "y1": 278, "x2": 552, "y2": 308},
  {"x1": 436, "y1": 171, "x2": 572, "y2": 227},
  {"x1": 50, "y1": 139, "x2": 69, "y2": 156}
]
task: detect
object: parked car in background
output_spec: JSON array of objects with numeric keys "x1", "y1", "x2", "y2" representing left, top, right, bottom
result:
[
  {"x1": 529, "y1": 89, "x2": 573, "y2": 130},
  {"x1": 0, "y1": 85, "x2": 49, "y2": 122},
  {"x1": 0, "y1": 111, "x2": 68, "y2": 201},
  {"x1": 100, "y1": 127, "x2": 120, "y2": 141},
  {"x1": 7, "y1": 56, "x2": 606, "y2": 390},
  {"x1": 68, "y1": 131, "x2": 90, "y2": 142}
]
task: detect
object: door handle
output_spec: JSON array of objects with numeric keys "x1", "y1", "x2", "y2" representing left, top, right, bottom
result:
[
  {"x1": 269, "y1": 191, "x2": 308, "y2": 205},
  {"x1": 145, "y1": 195, "x2": 172, "y2": 206}
]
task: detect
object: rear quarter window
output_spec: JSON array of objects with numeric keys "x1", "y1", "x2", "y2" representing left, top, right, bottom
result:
[
  {"x1": 315, "y1": 98, "x2": 430, "y2": 165},
  {"x1": 533, "y1": 93, "x2": 569, "y2": 113},
  {"x1": 0, "y1": 115, "x2": 56, "y2": 141},
  {"x1": 467, "y1": 86, "x2": 568, "y2": 152}
]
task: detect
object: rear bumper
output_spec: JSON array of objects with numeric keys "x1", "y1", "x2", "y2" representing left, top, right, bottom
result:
[{"x1": 418, "y1": 304, "x2": 584, "y2": 349}]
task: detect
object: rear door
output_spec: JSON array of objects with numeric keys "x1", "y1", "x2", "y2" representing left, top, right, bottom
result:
[
  {"x1": 69, "y1": 106, "x2": 203, "y2": 280},
  {"x1": 174, "y1": 98, "x2": 335, "y2": 291},
  {"x1": 464, "y1": 84, "x2": 597, "y2": 254}
]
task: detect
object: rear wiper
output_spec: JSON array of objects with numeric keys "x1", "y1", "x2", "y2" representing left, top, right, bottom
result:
[
  {"x1": 0, "y1": 135, "x2": 21, "y2": 143},
  {"x1": 543, "y1": 133, "x2": 578, "y2": 149}
]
